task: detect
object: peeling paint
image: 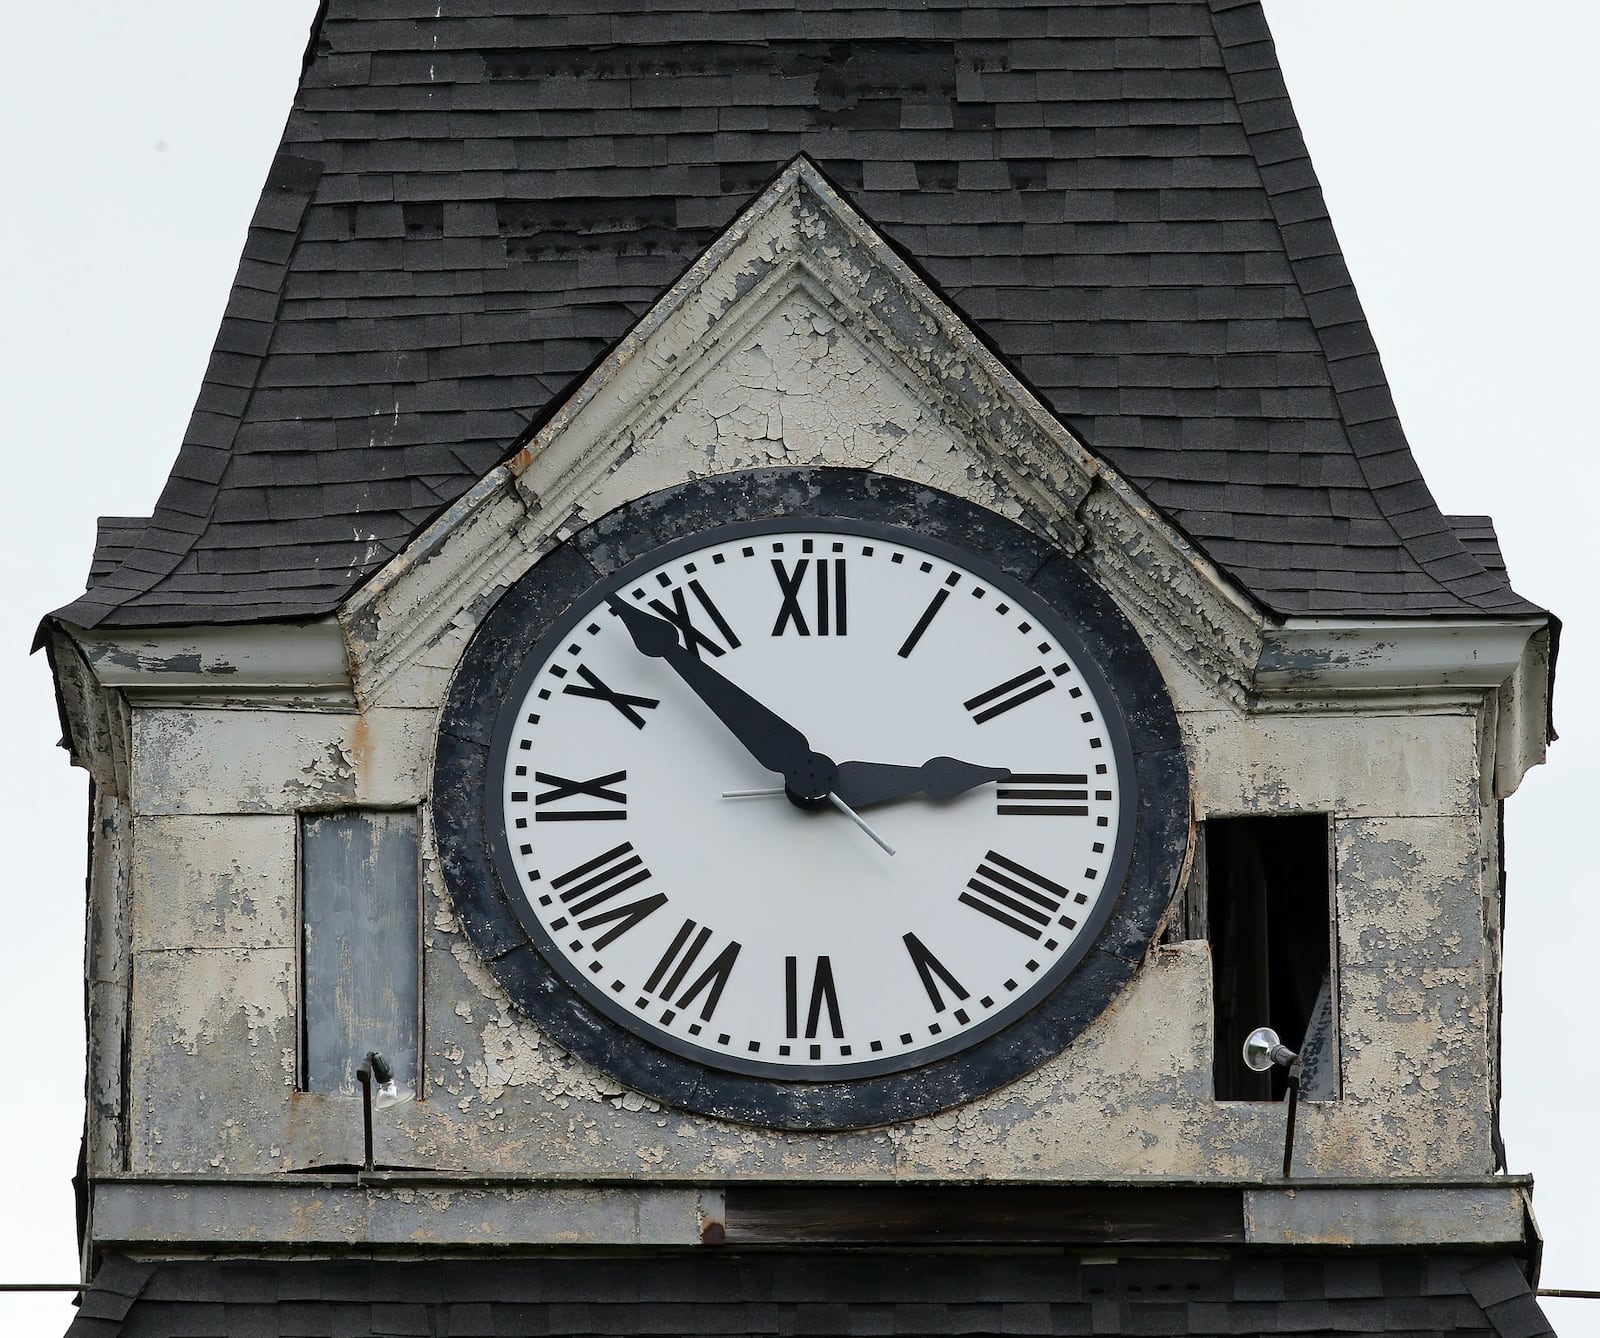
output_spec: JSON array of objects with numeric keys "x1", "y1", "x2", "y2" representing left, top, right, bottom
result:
[{"x1": 65, "y1": 159, "x2": 1533, "y2": 1252}]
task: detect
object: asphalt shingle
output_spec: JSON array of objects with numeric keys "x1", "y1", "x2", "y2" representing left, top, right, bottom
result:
[
  {"x1": 65, "y1": 1253, "x2": 1552, "y2": 1338},
  {"x1": 52, "y1": 0, "x2": 1539, "y2": 630}
]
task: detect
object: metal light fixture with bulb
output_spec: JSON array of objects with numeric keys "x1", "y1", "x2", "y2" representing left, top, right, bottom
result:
[
  {"x1": 1242, "y1": 1026, "x2": 1302, "y2": 1177},
  {"x1": 356, "y1": 1050, "x2": 413, "y2": 1174}
]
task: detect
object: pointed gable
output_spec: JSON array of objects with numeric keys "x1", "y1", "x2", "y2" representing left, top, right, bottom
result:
[{"x1": 52, "y1": 0, "x2": 1538, "y2": 630}]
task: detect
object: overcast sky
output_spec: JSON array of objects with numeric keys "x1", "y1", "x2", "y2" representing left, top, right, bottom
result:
[{"x1": 2, "y1": 5, "x2": 1594, "y2": 1335}]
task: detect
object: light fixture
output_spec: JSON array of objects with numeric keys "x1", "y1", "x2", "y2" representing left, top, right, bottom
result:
[
  {"x1": 356, "y1": 1050, "x2": 412, "y2": 1173},
  {"x1": 1241, "y1": 1025, "x2": 1302, "y2": 1177},
  {"x1": 1242, "y1": 1026, "x2": 1299, "y2": 1073}
]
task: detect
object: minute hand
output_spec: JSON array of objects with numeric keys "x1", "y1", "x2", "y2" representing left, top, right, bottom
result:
[
  {"x1": 609, "y1": 599, "x2": 835, "y2": 799},
  {"x1": 833, "y1": 757, "x2": 1011, "y2": 808}
]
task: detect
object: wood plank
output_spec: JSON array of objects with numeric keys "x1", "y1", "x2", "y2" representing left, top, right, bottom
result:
[{"x1": 725, "y1": 1185, "x2": 1245, "y2": 1245}]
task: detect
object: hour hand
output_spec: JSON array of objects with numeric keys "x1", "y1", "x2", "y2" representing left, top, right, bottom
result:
[{"x1": 833, "y1": 757, "x2": 1011, "y2": 808}]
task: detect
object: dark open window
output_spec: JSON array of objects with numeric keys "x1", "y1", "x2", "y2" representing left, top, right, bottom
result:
[
  {"x1": 1201, "y1": 814, "x2": 1335, "y2": 1101},
  {"x1": 300, "y1": 809, "x2": 421, "y2": 1096}
]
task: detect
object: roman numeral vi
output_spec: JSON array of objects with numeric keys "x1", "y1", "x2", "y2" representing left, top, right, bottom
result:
[{"x1": 785, "y1": 955, "x2": 844, "y2": 1039}]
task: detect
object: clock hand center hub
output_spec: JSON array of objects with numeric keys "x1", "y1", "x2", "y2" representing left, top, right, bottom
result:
[{"x1": 783, "y1": 751, "x2": 839, "y2": 810}]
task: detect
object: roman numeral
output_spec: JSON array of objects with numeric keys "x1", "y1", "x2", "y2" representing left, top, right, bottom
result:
[
  {"x1": 964, "y1": 666, "x2": 1055, "y2": 724},
  {"x1": 644, "y1": 919, "x2": 741, "y2": 1021},
  {"x1": 647, "y1": 580, "x2": 740, "y2": 658},
  {"x1": 785, "y1": 955, "x2": 844, "y2": 1039},
  {"x1": 961, "y1": 851, "x2": 1069, "y2": 939},
  {"x1": 534, "y1": 769, "x2": 627, "y2": 821},
  {"x1": 897, "y1": 588, "x2": 950, "y2": 658},
  {"x1": 771, "y1": 558, "x2": 848, "y2": 636},
  {"x1": 997, "y1": 773, "x2": 1089, "y2": 816},
  {"x1": 550, "y1": 842, "x2": 664, "y2": 950},
  {"x1": 903, "y1": 932, "x2": 969, "y2": 1013},
  {"x1": 561, "y1": 664, "x2": 660, "y2": 729}
]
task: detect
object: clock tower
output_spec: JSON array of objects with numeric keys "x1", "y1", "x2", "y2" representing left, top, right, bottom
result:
[{"x1": 42, "y1": 4, "x2": 1557, "y2": 1336}]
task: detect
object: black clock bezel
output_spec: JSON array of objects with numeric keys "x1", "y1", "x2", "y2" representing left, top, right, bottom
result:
[{"x1": 434, "y1": 469, "x2": 1189, "y2": 1130}]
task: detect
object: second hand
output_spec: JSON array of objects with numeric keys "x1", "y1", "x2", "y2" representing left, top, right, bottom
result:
[{"x1": 721, "y1": 788, "x2": 895, "y2": 857}]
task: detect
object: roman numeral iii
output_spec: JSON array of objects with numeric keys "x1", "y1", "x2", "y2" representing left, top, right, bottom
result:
[
  {"x1": 785, "y1": 955, "x2": 844, "y2": 1039},
  {"x1": 534, "y1": 770, "x2": 628, "y2": 821},
  {"x1": 961, "y1": 851, "x2": 1069, "y2": 939},
  {"x1": 771, "y1": 558, "x2": 848, "y2": 636},
  {"x1": 996, "y1": 773, "x2": 1089, "y2": 816}
]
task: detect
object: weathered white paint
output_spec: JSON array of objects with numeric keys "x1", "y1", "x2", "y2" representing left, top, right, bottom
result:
[
  {"x1": 92, "y1": 1181, "x2": 719, "y2": 1249},
  {"x1": 88, "y1": 1178, "x2": 1528, "y2": 1252},
  {"x1": 71, "y1": 619, "x2": 352, "y2": 707},
  {"x1": 128, "y1": 947, "x2": 297, "y2": 1175},
  {"x1": 130, "y1": 708, "x2": 433, "y2": 816},
  {"x1": 45, "y1": 157, "x2": 1553, "y2": 1256},
  {"x1": 1181, "y1": 709, "x2": 1480, "y2": 820},
  {"x1": 1242, "y1": 1182, "x2": 1530, "y2": 1248},
  {"x1": 131, "y1": 816, "x2": 296, "y2": 952}
]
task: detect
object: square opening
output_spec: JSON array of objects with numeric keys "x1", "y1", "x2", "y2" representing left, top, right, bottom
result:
[{"x1": 1201, "y1": 814, "x2": 1336, "y2": 1101}]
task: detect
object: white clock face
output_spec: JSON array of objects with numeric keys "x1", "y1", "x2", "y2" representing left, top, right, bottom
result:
[{"x1": 489, "y1": 521, "x2": 1133, "y2": 1079}]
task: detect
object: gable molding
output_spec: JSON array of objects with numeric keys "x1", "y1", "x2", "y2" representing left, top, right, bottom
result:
[{"x1": 342, "y1": 157, "x2": 1266, "y2": 711}]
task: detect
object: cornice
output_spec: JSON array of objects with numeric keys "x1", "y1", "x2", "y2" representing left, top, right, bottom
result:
[{"x1": 68, "y1": 619, "x2": 354, "y2": 708}]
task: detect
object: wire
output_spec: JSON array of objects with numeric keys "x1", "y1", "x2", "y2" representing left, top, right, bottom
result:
[{"x1": 0, "y1": 1284, "x2": 84, "y2": 1292}]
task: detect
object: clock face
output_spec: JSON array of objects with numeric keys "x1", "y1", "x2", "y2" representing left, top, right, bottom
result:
[
  {"x1": 488, "y1": 519, "x2": 1132, "y2": 1080},
  {"x1": 435, "y1": 473, "x2": 1187, "y2": 1127}
]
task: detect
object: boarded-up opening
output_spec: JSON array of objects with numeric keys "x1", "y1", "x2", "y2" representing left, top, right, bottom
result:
[
  {"x1": 300, "y1": 809, "x2": 420, "y2": 1096},
  {"x1": 1202, "y1": 814, "x2": 1335, "y2": 1102}
]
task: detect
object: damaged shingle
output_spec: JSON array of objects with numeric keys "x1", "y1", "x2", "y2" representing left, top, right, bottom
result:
[{"x1": 52, "y1": 0, "x2": 1539, "y2": 630}]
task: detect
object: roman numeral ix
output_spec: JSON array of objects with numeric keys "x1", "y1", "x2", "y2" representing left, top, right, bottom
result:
[
  {"x1": 534, "y1": 770, "x2": 627, "y2": 821},
  {"x1": 961, "y1": 851, "x2": 1069, "y2": 939},
  {"x1": 771, "y1": 558, "x2": 848, "y2": 636},
  {"x1": 562, "y1": 664, "x2": 659, "y2": 729},
  {"x1": 644, "y1": 919, "x2": 741, "y2": 1021},
  {"x1": 551, "y1": 842, "x2": 665, "y2": 950}
]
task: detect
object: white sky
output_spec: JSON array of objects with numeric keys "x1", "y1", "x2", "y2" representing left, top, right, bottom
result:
[{"x1": 1, "y1": 4, "x2": 1593, "y2": 1335}]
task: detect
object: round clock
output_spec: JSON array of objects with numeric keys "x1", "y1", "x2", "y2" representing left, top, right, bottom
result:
[{"x1": 434, "y1": 470, "x2": 1187, "y2": 1128}]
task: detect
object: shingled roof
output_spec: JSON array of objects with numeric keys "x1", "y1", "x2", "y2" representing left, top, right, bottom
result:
[
  {"x1": 54, "y1": 0, "x2": 1541, "y2": 630},
  {"x1": 65, "y1": 1252, "x2": 1554, "y2": 1338}
]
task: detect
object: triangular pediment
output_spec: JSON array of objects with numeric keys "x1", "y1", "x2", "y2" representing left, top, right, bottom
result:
[{"x1": 345, "y1": 157, "x2": 1263, "y2": 710}]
